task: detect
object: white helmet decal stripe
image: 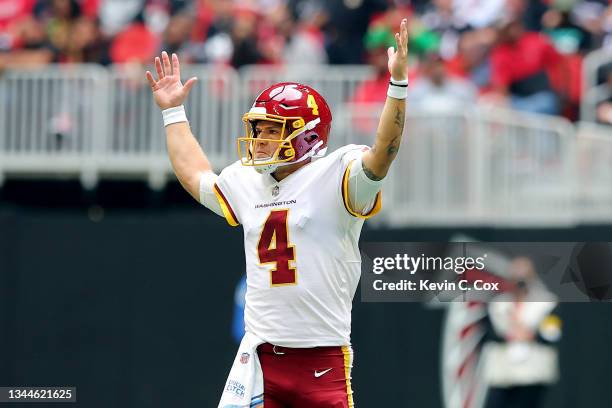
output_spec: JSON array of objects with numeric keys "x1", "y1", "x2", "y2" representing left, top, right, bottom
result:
[
  {"x1": 249, "y1": 107, "x2": 267, "y2": 115},
  {"x1": 305, "y1": 118, "x2": 320, "y2": 130}
]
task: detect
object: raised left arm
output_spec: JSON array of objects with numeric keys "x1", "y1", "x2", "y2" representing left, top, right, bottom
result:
[{"x1": 361, "y1": 18, "x2": 408, "y2": 180}]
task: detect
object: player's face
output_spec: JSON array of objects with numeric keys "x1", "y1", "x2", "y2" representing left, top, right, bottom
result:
[{"x1": 253, "y1": 121, "x2": 285, "y2": 159}]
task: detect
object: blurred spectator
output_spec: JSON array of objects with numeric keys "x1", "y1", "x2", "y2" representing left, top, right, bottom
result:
[
  {"x1": 596, "y1": 67, "x2": 612, "y2": 125},
  {"x1": 570, "y1": 0, "x2": 611, "y2": 48},
  {"x1": 167, "y1": 0, "x2": 191, "y2": 15},
  {"x1": 541, "y1": 1, "x2": 595, "y2": 53},
  {"x1": 454, "y1": 0, "x2": 505, "y2": 29},
  {"x1": 0, "y1": 0, "x2": 36, "y2": 51},
  {"x1": 97, "y1": 0, "x2": 145, "y2": 37},
  {"x1": 34, "y1": 0, "x2": 82, "y2": 61},
  {"x1": 273, "y1": 3, "x2": 327, "y2": 67},
  {"x1": 160, "y1": 12, "x2": 194, "y2": 58},
  {"x1": 483, "y1": 257, "x2": 560, "y2": 408},
  {"x1": 110, "y1": 14, "x2": 159, "y2": 64},
  {"x1": 64, "y1": 17, "x2": 111, "y2": 64},
  {"x1": 321, "y1": 0, "x2": 388, "y2": 64},
  {"x1": 600, "y1": 2, "x2": 612, "y2": 50},
  {"x1": 506, "y1": 0, "x2": 549, "y2": 32},
  {"x1": 349, "y1": 25, "x2": 396, "y2": 134},
  {"x1": 0, "y1": 0, "x2": 611, "y2": 123},
  {"x1": 408, "y1": 0, "x2": 429, "y2": 14},
  {"x1": 194, "y1": 0, "x2": 233, "y2": 44},
  {"x1": 196, "y1": 0, "x2": 234, "y2": 64},
  {"x1": 230, "y1": 7, "x2": 261, "y2": 67},
  {"x1": 412, "y1": 0, "x2": 469, "y2": 60},
  {"x1": 350, "y1": 25, "x2": 396, "y2": 105},
  {"x1": 447, "y1": 28, "x2": 496, "y2": 94},
  {"x1": 489, "y1": 16, "x2": 562, "y2": 115},
  {"x1": 0, "y1": 16, "x2": 54, "y2": 68},
  {"x1": 408, "y1": 51, "x2": 478, "y2": 111}
]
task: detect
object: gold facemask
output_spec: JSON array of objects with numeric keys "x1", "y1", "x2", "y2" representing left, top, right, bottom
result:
[{"x1": 237, "y1": 112, "x2": 307, "y2": 168}]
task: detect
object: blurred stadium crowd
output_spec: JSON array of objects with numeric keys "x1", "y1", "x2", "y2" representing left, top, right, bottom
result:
[{"x1": 1, "y1": 0, "x2": 612, "y2": 123}]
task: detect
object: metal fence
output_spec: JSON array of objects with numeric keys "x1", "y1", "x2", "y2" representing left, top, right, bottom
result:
[
  {"x1": 0, "y1": 64, "x2": 611, "y2": 226},
  {"x1": 102, "y1": 64, "x2": 241, "y2": 188},
  {"x1": 575, "y1": 122, "x2": 612, "y2": 222},
  {"x1": 581, "y1": 48, "x2": 612, "y2": 122},
  {"x1": 0, "y1": 65, "x2": 107, "y2": 186},
  {"x1": 342, "y1": 105, "x2": 578, "y2": 226}
]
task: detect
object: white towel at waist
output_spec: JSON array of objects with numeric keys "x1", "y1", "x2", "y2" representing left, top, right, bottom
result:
[{"x1": 218, "y1": 331, "x2": 265, "y2": 408}]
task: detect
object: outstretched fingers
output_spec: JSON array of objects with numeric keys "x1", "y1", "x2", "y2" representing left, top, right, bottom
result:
[
  {"x1": 394, "y1": 33, "x2": 401, "y2": 56},
  {"x1": 145, "y1": 71, "x2": 157, "y2": 89},
  {"x1": 401, "y1": 19, "x2": 408, "y2": 55},
  {"x1": 396, "y1": 19, "x2": 408, "y2": 57},
  {"x1": 162, "y1": 51, "x2": 172, "y2": 77},
  {"x1": 172, "y1": 53, "x2": 181, "y2": 80},
  {"x1": 183, "y1": 77, "x2": 198, "y2": 94},
  {"x1": 154, "y1": 56, "x2": 164, "y2": 80}
]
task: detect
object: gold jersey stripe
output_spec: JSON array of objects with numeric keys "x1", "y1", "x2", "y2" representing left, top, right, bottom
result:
[
  {"x1": 213, "y1": 183, "x2": 239, "y2": 227},
  {"x1": 341, "y1": 159, "x2": 382, "y2": 219}
]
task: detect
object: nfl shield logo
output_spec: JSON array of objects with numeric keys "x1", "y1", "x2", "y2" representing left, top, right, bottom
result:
[
  {"x1": 240, "y1": 352, "x2": 250, "y2": 364},
  {"x1": 272, "y1": 185, "x2": 280, "y2": 197}
]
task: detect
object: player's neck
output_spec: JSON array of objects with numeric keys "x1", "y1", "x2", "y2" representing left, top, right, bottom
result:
[{"x1": 271, "y1": 160, "x2": 310, "y2": 182}]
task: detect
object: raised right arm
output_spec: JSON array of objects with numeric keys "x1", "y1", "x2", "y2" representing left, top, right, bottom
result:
[
  {"x1": 165, "y1": 120, "x2": 212, "y2": 201},
  {"x1": 145, "y1": 51, "x2": 210, "y2": 201}
]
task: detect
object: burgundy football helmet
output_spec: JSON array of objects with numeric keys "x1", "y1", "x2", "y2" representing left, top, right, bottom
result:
[{"x1": 238, "y1": 82, "x2": 332, "y2": 174}]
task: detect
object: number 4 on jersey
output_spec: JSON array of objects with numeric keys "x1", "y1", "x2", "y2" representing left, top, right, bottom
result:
[{"x1": 258, "y1": 210, "x2": 297, "y2": 286}]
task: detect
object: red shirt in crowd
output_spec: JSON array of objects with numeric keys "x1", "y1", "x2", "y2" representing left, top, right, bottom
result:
[
  {"x1": 490, "y1": 32, "x2": 561, "y2": 91},
  {"x1": 110, "y1": 23, "x2": 159, "y2": 64},
  {"x1": 0, "y1": 0, "x2": 36, "y2": 49},
  {"x1": 0, "y1": 0, "x2": 35, "y2": 30}
]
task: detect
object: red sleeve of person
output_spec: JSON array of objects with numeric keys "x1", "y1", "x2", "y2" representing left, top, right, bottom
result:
[
  {"x1": 490, "y1": 21, "x2": 562, "y2": 92},
  {"x1": 0, "y1": 0, "x2": 37, "y2": 49}
]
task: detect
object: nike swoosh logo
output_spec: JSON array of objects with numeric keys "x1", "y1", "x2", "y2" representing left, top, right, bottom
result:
[{"x1": 314, "y1": 368, "x2": 333, "y2": 378}]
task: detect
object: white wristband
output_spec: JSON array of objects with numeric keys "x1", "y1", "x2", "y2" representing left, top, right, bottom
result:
[
  {"x1": 387, "y1": 77, "x2": 409, "y2": 100},
  {"x1": 162, "y1": 105, "x2": 188, "y2": 127}
]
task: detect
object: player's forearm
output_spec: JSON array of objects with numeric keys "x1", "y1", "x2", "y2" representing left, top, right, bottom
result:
[
  {"x1": 165, "y1": 122, "x2": 213, "y2": 201},
  {"x1": 362, "y1": 96, "x2": 406, "y2": 180}
]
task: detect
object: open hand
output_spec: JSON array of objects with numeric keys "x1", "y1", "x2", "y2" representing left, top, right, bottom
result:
[
  {"x1": 387, "y1": 19, "x2": 409, "y2": 81},
  {"x1": 145, "y1": 51, "x2": 198, "y2": 110}
]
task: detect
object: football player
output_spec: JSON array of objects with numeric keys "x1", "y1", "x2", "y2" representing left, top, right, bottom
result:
[{"x1": 146, "y1": 18, "x2": 409, "y2": 408}]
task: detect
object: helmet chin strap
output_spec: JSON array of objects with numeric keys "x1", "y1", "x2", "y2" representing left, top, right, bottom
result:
[{"x1": 254, "y1": 162, "x2": 279, "y2": 175}]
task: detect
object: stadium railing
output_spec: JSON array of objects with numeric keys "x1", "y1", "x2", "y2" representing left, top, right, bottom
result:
[
  {"x1": 0, "y1": 64, "x2": 610, "y2": 226},
  {"x1": 340, "y1": 104, "x2": 576, "y2": 227},
  {"x1": 575, "y1": 121, "x2": 612, "y2": 222},
  {"x1": 581, "y1": 48, "x2": 612, "y2": 122},
  {"x1": 0, "y1": 65, "x2": 107, "y2": 187},
  {"x1": 103, "y1": 64, "x2": 241, "y2": 189}
]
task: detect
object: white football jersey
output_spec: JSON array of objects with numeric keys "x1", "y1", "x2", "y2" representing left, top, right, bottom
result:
[{"x1": 213, "y1": 144, "x2": 382, "y2": 347}]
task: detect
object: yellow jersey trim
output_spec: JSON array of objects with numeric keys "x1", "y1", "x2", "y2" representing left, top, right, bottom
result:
[
  {"x1": 341, "y1": 159, "x2": 382, "y2": 219},
  {"x1": 213, "y1": 183, "x2": 239, "y2": 227}
]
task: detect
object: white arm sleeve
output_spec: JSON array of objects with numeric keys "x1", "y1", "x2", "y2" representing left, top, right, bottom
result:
[
  {"x1": 199, "y1": 171, "x2": 224, "y2": 217},
  {"x1": 347, "y1": 155, "x2": 384, "y2": 215}
]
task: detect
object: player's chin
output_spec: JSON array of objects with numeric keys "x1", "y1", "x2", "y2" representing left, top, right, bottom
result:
[{"x1": 255, "y1": 153, "x2": 273, "y2": 160}]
